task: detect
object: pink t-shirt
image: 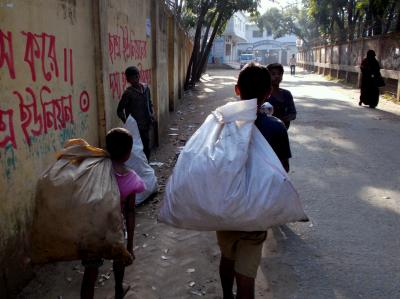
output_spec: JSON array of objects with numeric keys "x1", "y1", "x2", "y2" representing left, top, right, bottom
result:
[{"x1": 114, "y1": 169, "x2": 145, "y2": 206}]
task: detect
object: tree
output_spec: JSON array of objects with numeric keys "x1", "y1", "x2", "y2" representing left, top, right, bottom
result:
[
  {"x1": 165, "y1": 0, "x2": 185, "y2": 21},
  {"x1": 256, "y1": 5, "x2": 319, "y2": 47},
  {"x1": 180, "y1": 0, "x2": 260, "y2": 89},
  {"x1": 257, "y1": 0, "x2": 400, "y2": 47},
  {"x1": 368, "y1": 0, "x2": 400, "y2": 35},
  {"x1": 306, "y1": 0, "x2": 399, "y2": 43}
]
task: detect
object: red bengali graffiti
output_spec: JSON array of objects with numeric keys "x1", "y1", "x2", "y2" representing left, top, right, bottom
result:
[
  {"x1": 15, "y1": 87, "x2": 43, "y2": 145},
  {"x1": 121, "y1": 26, "x2": 130, "y2": 61},
  {"x1": 0, "y1": 29, "x2": 88, "y2": 149},
  {"x1": 64, "y1": 48, "x2": 67, "y2": 82},
  {"x1": 40, "y1": 86, "x2": 74, "y2": 132},
  {"x1": 15, "y1": 87, "x2": 75, "y2": 145},
  {"x1": 109, "y1": 66, "x2": 152, "y2": 100},
  {"x1": 0, "y1": 30, "x2": 16, "y2": 79},
  {"x1": 0, "y1": 108, "x2": 17, "y2": 149},
  {"x1": 109, "y1": 26, "x2": 148, "y2": 64},
  {"x1": 69, "y1": 48, "x2": 73, "y2": 85},
  {"x1": 109, "y1": 72, "x2": 122, "y2": 100},
  {"x1": 63, "y1": 48, "x2": 73, "y2": 85},
  {"x1": 21, "y1": 31, "x2": 60, "y2": 82},
  {"x1": 138, "y1": 63, "x2": 152, "y2": 84},
  {"x1": 109, "y1": 32, "x2": 121, "y2": 65},
  {"x1": 79, "y1": 90, "x2": 90, "y2": 112},
  {"x1": 130, "y1": 39, "x2": 147, "y2": 60},
  {"x1": 121, "y1": 71, "x2": 127, "y2": 91}
]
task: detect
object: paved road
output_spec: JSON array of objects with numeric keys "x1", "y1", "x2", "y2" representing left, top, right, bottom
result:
[
  {"x1": 19, "y1": 68, "x2": 400, "y2": 298},
  {"x1": 272, "y1": 68, "x2": 400, "y2": 298}
]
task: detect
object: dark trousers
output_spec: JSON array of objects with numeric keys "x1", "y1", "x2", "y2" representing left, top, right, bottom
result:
[
  {"x1": 290, "y1": 65, "x2": 296, "y2": 75},
  {"x1": 139, "y1": 128, "x2": 150, "y2": 160}
]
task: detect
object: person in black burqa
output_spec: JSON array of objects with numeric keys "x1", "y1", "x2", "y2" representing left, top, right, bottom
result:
[
  {"x1": 117, "y1": 66, "x2": 154, "y2": 160},
  {"x1": 359, "y1": 50, "x2": 385, "y2": 108}
]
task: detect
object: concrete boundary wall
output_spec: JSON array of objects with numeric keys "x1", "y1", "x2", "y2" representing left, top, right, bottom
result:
[
  {"x1": 0, "y1": 1, "x2": 192, "y2": 297},
  {"x1": 298, "y1": 33, "x2": 400, "y2": 100}
]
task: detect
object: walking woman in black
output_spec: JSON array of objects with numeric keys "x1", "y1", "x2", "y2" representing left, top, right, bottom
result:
[{"x1": 359, "y1": 50, "x2": 385, "y2": 108}]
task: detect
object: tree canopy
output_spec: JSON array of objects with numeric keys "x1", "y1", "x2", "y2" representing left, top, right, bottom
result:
[
  {"x1": 256, "y1": 0, "x2": 400, "y2": 47},
  {"x1": 167, "y1": 0, "x2": 260, "y2": 88}
]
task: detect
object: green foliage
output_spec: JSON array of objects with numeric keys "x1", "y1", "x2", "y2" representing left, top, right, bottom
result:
[
  {"x1": 256, "y1": 5, "x2": 318, "y2": 45},
  {"x1": 180, "y1": 0, "x2": 260, "y2": 87},
  {"x1": 181, "y1": 0, "x2": 259, "y2": 31},
  {"x1": 181, "y1": 9, "x2": 198, "y2": 30},
  {"x1": 257, "y1": 0, "x2": 400, "y2": 46}
]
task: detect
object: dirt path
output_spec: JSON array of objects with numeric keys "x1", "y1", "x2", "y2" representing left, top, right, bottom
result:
[
  {"x1": 18, "y1": 68, "x2": 400, "y2": 299},
  {"x1": 19, "y1": 70, "x2": 238, "y2": 299}
]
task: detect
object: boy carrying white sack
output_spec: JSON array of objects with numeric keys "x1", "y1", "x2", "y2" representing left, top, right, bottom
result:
[{"x1": 159, "y1": 63, "x2": 308, "y2": 299}]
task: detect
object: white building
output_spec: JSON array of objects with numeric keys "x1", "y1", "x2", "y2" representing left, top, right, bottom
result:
[
  {"x1": 210, "y1": 11, "x2": 247, "y2": 63},
  {"x1": 210, "y1": 14, "x2": 297, "y2": 65},
  {"x1": 237, "y1": 23, "x2": 297, "y2": 65}
]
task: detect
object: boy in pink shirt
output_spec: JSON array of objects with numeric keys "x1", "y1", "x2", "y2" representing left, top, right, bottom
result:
[{"x1": 81, "y1": 128, "x2": 145, "y2": 299}]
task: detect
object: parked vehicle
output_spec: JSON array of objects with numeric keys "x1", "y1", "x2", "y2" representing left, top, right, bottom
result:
[{"x1": 239, "y1": 53, "x2": 255, "y2": 69}]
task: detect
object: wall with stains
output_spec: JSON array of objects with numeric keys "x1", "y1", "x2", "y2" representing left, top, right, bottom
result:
[
  {"x1": 168, "y1": 15, "x2": 191, "y2": 112},
  {"x1": 297, "y1": 32, "x2": 400, "y2": 100},
  {"x1": 100, "y1": 0, "x2": 153, "y2": 131},
  {"x1": 0, "y1": 1, "x2": 98, "y2": 296},
  {"x1": 152, "y1": 0, "x2": 170, "y2": 138},
  {"x1": 0, "y1": 0, "x2": 192, "y2": 296}
]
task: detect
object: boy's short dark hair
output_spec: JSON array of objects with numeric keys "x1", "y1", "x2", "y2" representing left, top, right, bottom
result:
[
  {"x1": 237, "y1": 63, "x2": 272, "y2": 100},
  {"x1": 106, "y1": 128, "x2": 133, "y2": 161},
  {"x1": 125, "y1": 66, "x2": 140, "y2": 79},
  {"x1": 267, "y1": 63, "x2": 284, "y2": 74}
]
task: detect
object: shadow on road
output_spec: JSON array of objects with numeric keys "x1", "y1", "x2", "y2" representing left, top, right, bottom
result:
[
  {"x1": 283, "y1": 80, "x2": 357, "y2": 90},
  {"x1": 270, "y1": 90, "x2": 400, "y2": 297},
  {"x1": 260, "y1": 225, "x2": 337, "y2": 299}
]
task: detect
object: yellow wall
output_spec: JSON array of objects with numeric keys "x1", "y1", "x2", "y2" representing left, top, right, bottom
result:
[
  {"x1": 152, "y1": 0, "x2": 170, "y2": 139},
  {"x1": 100, "y1": 0, "x2": 153, "y2": 131},
  {"x1": 0, "y1": 0, "x2": 192, "y2": 296},
  {"x1": 0, "y1": 1, "x2": 99, "y2": 294}
]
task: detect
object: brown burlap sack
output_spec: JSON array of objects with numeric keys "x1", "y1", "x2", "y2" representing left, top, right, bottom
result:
[{"x1": 31, "y1": 139, "x2": 132, "y2": 265}]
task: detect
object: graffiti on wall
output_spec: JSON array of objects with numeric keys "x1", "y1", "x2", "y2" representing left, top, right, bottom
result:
[
  {"x1": 109, "y1": 25, "x2": 148, "y2": 63},
  {"x1": 108, "y1": 25, "x2": 151, "y2": 100},
  {"x1": 0, "y1": 29, "x2": 92, "y2": 178},
  {"x1": 109, "y1": 63, "x2": 151, "y2": 100}
]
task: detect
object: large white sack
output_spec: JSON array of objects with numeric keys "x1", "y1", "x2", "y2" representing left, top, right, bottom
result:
[
  {"x1": 158, "y1": 99, "x2": 308, "y2": 231},
  {"x1": 124, "y1": 116, "x2": 158, "y2": 205}
]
